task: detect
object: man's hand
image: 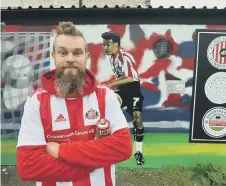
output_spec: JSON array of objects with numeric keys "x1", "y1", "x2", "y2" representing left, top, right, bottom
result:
[
  {"x1": 46, "y1": 142, "x2": 60, "y2": 158},
  {"x1": 99, "y1": 83, "x2": 111, "y2": 89},
  {"x1": 105, "y1": 77, "x2": 134, "y2": 89}
]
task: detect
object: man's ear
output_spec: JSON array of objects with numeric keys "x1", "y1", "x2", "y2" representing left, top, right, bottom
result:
[
  {"x1": 85, "y1": 52, "x2": 90, "y2": 66},
  {"x1": 86, "y1": 52, "x2": 90, "y2": 60},
  {"x1": 50, "y1": 51, "x2": 57, "y2": 69},
  {"x1": 51, "y1": 51, "x2": 55, "y2": 61},
  {"x1": 87, "y1": 51, "x2": 90, "y2": 59}
]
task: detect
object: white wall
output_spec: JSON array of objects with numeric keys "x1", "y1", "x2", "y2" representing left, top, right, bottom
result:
[
  {"x1": 1, "y1": 0, "x2": 226, "y2": 8},
  {"x1": 1, "y1": 0, "x2": 148, "y2": 8},
  {"x1": 152, "y1": 0, "x2": 226, "y2": 8}
]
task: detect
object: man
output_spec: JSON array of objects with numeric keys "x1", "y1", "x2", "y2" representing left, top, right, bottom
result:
[
  {"x1": 101, "y1": 31, "x2": 145, "y2": 165},
  {"x1": 16, "y1": 22, "x2": 132, "y2": 186}
]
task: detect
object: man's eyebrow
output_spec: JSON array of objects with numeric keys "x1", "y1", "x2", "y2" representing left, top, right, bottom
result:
[
  {"x1": 57, "y1": 46, "x2": 67, "y2": 50},
  {"x1": 74, "y1": 48, "x2": 84, "y2": 52},
  {"x1": 57, "y1": 47, "x2": 83, "y2": 51}
]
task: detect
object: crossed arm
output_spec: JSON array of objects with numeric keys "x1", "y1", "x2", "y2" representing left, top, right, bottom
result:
[{"x1": 16, "y1": 90, "x2": 132, "y2": 182}]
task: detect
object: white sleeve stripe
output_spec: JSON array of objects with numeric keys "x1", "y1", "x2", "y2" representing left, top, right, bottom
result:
[
  {"x1": 17, "y1": 95, "x2": 46, "y2": 147},
  {"x1": 123, "y1": 55, "x2": 138, "y2": 78},
  {"x1": 105, "y1": 89, "x2": 129, "y2": 134},
  {"x1": 121, "y1": 52, "x2": 136, "y2": 63},
  {"x1": 131, "y1": 68, "x2": 139, "y2": 79},
  {"x1": 111, "y1": 125, "x2": 128, "y2": 134},
  {"x1": 123, "y1": 55, "x2": 133, "y2": 66},
  {"x1": 122, "y1": 55, "x2": 129, "y2": 76}
]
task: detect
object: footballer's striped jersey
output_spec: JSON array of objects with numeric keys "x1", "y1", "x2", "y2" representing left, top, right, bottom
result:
[{"x1": 110, "y1": 49, "x2": 139, "y2": 81}]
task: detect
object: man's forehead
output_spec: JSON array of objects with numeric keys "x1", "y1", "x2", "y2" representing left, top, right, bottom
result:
[
  {"x1": 103, "y1": 39, "x2": 113, "y2": 44},
  {"x1": 57, "y1": 46, "x2": 83, "y2": 50},
  {"x1": 55, "y1": 35, "x2": 86, "y2": 50}
]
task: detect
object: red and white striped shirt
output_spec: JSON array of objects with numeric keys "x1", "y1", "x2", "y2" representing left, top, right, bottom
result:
[
  {"x1": 16, "y1": 69, "x2": 132, "y2": 186},
  {"x1": 110, "y1": 49, "x2": 139, "y2": 81}
]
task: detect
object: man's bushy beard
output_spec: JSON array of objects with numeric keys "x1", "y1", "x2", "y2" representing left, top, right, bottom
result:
[{"x1": 54, "y1": 67, "x2": 85, "y2": 98}]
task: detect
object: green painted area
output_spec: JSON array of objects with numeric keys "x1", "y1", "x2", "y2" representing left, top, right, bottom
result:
[
  {"x1": 2, "y1": 134, "x2": 226, "y2": 168},
  {"x1": 118, "y1": 154, "x2": 226, "y2": 168},
  {"x1": 1, "y1": 138, "x2": 17, "y2": 165}
]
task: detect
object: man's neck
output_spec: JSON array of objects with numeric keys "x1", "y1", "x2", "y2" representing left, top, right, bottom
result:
[{"x1": 111, "y1": 48, "x2": 119, "y2": 57}]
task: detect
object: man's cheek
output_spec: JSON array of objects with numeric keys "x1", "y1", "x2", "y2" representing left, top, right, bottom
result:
[{"x1": 79, "y1": 61, "x2": 87, "y2": 70}]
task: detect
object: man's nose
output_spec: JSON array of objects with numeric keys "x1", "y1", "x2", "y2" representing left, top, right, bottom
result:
[{"x1": 66, "y1": 53, "x2": 75, "y2": 64}]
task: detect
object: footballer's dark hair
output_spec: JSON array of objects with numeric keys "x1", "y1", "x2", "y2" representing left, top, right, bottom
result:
[{"x1": 101, "y1": 31, "x2": 121, "y2": 47}]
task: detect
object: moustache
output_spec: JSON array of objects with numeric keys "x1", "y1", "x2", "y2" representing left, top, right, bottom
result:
[
  {"x1": 62, "y1": 66, "x2": 78, "y2": 69},
  {"x1": 56, "y1": 66, "x2": 83, "y2": 79}
]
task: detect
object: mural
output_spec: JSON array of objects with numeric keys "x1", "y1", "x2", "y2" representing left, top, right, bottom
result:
[
  {"x1": 1, "y1": 31, "x2": 52, "y2": 136},
  {"x1": 1, "y1": 24, "x2": 226, "y2": 167},
  {"x1": 1, "y1": 24, "x2": 220, "y2": 131}
]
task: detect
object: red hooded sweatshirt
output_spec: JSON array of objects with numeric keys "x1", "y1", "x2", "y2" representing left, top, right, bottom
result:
[{"x1": 16, "y1": 69, "x2": 132, "y2": 186}]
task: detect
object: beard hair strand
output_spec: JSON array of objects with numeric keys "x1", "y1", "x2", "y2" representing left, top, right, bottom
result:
[{"x1": 54, "y1": 68, "x2": 85, "y2": 98}]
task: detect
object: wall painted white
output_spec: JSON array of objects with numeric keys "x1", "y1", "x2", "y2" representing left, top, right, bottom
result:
[
  {"x1": 2, "y1": 0, "x2": 225, "y2": 8},
  {"x1": 151, "y1": 0, "x2": 226, "y2": 8},
  {"x1": 1, "y1": 0, "x2": 147, "y2": 8}
]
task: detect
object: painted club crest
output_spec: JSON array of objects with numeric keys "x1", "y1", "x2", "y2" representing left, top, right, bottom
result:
[
  {"x1": 207, "y1": 36, "x2": 226, "y2": 70},
  {"x1": 204, "y1": 72, "x2": 226, "y2": 104},
  {"x1": 85, "y1": 108, "x2": 99, "y2": 120},
  {"x1": 202, "y1": 107, "x2": 226, "y2": 138}
]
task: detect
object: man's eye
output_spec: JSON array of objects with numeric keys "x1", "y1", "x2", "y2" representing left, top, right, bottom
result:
[
  {"x1": 59, "y1": 51, "x2": 66, "y2": 55},
  {"x1": 74, "y1": 51, "x2": 82, "y2": 55}
]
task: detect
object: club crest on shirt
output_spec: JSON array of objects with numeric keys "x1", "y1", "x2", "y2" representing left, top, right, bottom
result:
[{"x1": 85, "y1": 108, "x2": 99, "y2": 120}]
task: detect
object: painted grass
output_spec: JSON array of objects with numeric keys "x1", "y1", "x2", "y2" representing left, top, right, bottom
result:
[{"x1": 2, "y1": 133, "x2": 226, "y2": 168}]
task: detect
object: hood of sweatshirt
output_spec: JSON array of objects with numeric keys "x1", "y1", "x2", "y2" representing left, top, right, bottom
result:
[{"x1": 40, "y1": 68, "x2": 98, "y2": 98}]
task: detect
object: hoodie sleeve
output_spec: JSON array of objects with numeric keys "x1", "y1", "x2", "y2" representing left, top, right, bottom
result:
[
  {"x1": 16, "y1": 92, "x2": 94, "y2": 182},
  {"x1": 58, "y1": 88, "x2": 132, "y2": 167}
]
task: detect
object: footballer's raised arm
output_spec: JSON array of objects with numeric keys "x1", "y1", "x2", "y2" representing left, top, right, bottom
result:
[
  {"x1": 16, "y1": 91, "x2": 94, "y2": 182},
  {"x1": 58, "y1": 87, "x2": 132, "y2": 167}
]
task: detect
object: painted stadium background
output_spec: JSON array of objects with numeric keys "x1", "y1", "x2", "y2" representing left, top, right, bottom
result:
[{"x1": 1, "y1": 24, "x2": 226, "y2": 168}]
